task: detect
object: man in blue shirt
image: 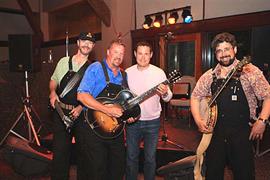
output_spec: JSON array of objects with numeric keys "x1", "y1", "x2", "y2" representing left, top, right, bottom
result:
[{"x1": 77, "y1": 39, "x2": 126, "y2": 180}]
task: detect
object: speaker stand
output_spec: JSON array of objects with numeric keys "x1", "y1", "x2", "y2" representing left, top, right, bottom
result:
[{"x1": 8, "y1": 71, "x2": 41, "y2": 145}]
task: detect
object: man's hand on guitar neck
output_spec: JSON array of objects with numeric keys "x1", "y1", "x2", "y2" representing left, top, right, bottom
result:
[{"x1": 156, "y1": 84, "x2": 168, "y2": 95}]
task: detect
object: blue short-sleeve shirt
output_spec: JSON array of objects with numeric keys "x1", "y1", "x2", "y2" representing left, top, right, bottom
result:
[{"x1": 77, "y1": 59, "x2": 123, "y2": 98}]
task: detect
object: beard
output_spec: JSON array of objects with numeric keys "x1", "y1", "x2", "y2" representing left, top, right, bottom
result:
[
  {"x1": 112, "y1": 58, "x2": 122, "y2": 67},
  {"x1": 79, "y1": 46, "x2": 91, "y2": 56},
  {"x1": 218, "y1": 55, "x2": 235, "y2": 67}
]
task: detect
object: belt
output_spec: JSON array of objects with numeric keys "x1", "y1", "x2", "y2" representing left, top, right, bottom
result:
[{"x1": 58, "y1": 101, "x2": 75, "y2": 110}]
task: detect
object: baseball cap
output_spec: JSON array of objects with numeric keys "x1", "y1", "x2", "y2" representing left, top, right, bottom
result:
[{"x1": 78, "y1": 32, "x2": 95, "y2": 42}]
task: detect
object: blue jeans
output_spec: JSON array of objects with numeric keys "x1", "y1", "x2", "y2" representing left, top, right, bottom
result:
[{"x1": 126, "y1": 118, "x2": 160, "y2": 180}]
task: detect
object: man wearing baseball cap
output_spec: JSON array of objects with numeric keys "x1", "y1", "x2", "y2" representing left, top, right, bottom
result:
[
  {"x1": 78, "y1": 32, "x2": 96, "y2": 42},
  {"x1": 49, "y1": 32, "x2": 95, "y2": 180}
]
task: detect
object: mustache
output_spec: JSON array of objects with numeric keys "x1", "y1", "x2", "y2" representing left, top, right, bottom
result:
[
  {"x1": 114, "y1": 57, "x2": 122, "y2": 61},
  {"x1": 220, "y1": 55, "x2": 231, "y2": 59},
  {"x1": 81, "y1": 46, "x2": 90, "y2": 50}
]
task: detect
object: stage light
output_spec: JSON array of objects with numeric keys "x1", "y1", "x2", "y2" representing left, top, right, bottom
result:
[
  {"x1": 142, "y1": 6, "x2": 192, "y2": 29},
  {"x1": 168, "y1": 11, "x2": 179, "y2": 25},
  {"x1": 182, "y1": 8, "x2": 193, "y2": 23},
  {"x1": 143, "y1": 16, "x2": 153, "y2": 29},
  {"x1": 153, "y1": 14, "x2": 163, "y2": 28}
]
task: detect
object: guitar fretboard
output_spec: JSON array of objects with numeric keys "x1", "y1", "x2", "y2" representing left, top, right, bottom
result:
[{"x1": 123, "y1": 79, "x2": 169, "y2": 110}]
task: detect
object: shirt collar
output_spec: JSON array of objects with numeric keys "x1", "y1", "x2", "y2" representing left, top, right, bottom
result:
[{"x1": 212, "y1": 59, "x2": 239, "y2": 78}]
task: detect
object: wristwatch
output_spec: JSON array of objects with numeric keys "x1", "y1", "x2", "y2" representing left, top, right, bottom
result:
[{"x1": 258, "y1": 117, "x2": 270, "y2": 125}]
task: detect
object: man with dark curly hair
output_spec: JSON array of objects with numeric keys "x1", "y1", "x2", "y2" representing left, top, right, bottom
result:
[{"x1": 191, "y1": 32, "x2": 270, "y2": 180}]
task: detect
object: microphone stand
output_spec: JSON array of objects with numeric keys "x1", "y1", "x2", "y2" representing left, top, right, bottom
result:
[
  {"x1": 158, "y1": 32, "x2": 185, "y2": 149},
  {"x1": 159, "y1": 102, "x2": 185, "y2": 149},
  {"x1": 65, "y1": 29, "x2": 69, "y2": 57}
]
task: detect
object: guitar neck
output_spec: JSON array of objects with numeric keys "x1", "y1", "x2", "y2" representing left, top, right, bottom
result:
[
  {"x1": 128, "y1": 79, "x2": 169, "y2": 106},
  {"x1": 208, "y1": 59, "x2": 248, "y2": 106},
  {"x1": 54, "y1": 101, "x2": 66, "y2": 119}
]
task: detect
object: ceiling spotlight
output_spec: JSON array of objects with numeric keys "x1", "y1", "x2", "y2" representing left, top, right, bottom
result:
[
  {"x1": 153, "y1": 14, "x2": 163, "y2": 28},
  {"x1": 168, "y1": 11, "x2": 179, "y2": 25},
  {"x1": 182, "y1": 8, "x2": 193, "y2": 23},
  {"x1": 142, "y1": 16, "x2": 153, "y2": 29}
]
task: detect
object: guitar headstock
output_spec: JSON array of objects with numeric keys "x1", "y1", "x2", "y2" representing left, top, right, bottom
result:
[
  {"x1": 236, "y1": 56, "x2": 251, "y2": 70},
  {"x1": 168, "y1": 70, "x2": 182, "y2": 84}
]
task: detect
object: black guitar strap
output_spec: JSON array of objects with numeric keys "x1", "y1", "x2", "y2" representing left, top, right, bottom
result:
[
  {"x1": 101, "y1": 61, "x2": 110, "y2": 84},
  {"x1": 68, "y1": 56, "x2": 73, "y2": 71},
  {"x1": 100, "y1": 61, "x2": 128, "y2": 88},
  {"x1": 59, "y1": 56, "x2": 89, "y2": 98},
  {"x1": 122, "y1": 70, "x2": 128, "y2": 89}
]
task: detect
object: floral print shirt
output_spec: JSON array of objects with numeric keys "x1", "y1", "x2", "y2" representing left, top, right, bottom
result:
[{"x1": 192, "y1": 59, "x2": 270, "y2": 119}]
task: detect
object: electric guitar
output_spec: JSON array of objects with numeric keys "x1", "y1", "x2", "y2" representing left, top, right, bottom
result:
[
  {"x1": 84, "y1": 70, "x2": 182, "y2": 139},
  {"x1": 53, "y1": 101, "x2": 74, "y2": 132}
]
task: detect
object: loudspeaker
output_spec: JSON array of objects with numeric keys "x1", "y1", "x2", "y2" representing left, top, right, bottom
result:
[
  {"x1": 3, "y1": 136, "x2": 52, "y2": 176},
  {"x1": 157, "y1": 155, "x2": 196, "y2": 180},
  {"x1": 8, "y1": 34, "x2": 41, "y2": 72}
]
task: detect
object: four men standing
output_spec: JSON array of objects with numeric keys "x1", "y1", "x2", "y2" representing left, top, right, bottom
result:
[{"x1": 49, "y1": 32, "x2": 270, "y2": 180}]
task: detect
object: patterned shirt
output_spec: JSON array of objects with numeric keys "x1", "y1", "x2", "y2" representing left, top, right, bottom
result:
[{"x1": 192, "y1": 59, "x2": 270, "y2": 119}]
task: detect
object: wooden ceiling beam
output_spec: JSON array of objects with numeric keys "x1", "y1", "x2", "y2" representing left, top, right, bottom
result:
[
  {"x1": 16, "y1": 0, "x2": 43, "y2": 42},
  {"x1": 86, "y1": 0, "x2": 111, "y2": 27}
]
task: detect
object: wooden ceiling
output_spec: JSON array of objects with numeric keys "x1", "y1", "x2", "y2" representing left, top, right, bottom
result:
[
  {"x1": 49, "y1": 1, "x2": 102, "y2": 40},
  {"x1": 15, "y1": 0, "x2": 111, "y2": 42}
]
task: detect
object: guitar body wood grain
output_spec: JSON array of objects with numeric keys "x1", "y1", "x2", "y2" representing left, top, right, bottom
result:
[{"x1": 85, "y1": 90, "x2": 141, "y2": 139}]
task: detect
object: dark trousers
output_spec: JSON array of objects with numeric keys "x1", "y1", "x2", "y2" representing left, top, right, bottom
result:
[
  {"x1": 75, "y1": 120, "x2": 125, "y2": 180},
  {"x1": 205, "y1": 125, "x2": 255, "y2": 180},
  {"x1": 51, "y1": 112, "x2": 85, "y2": 180}
]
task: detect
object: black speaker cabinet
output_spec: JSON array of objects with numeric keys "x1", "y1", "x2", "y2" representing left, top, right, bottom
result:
[
  {"x1": 3, "y1": 136, "x2": 52, "y2": 176},
  {"x1": 8, "y1": 34, "x2": 41, "y2": 72},
  {"x1": 157, "y1": 155, "x2": 196, "y2": 180}
]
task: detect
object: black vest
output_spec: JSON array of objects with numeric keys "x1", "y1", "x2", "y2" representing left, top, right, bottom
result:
[{"x1": 97, "y1": 61, "x2": 127, "y2": 98}]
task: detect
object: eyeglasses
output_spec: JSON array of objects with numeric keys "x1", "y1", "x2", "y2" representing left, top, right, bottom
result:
[{"x1": 215, "y1": 47, "x2": 233, "y2": 55}]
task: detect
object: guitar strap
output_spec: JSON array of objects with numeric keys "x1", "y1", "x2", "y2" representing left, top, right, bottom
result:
[
  {"x1": 194, "y1": 133, "x2": 212, "y2": 180},
  {"x1": 59, "y1": 56, "x2": 89, "y2": 98},
  {"x1": 100, "y1": 61, "x2": 128, "y2": 88}
]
